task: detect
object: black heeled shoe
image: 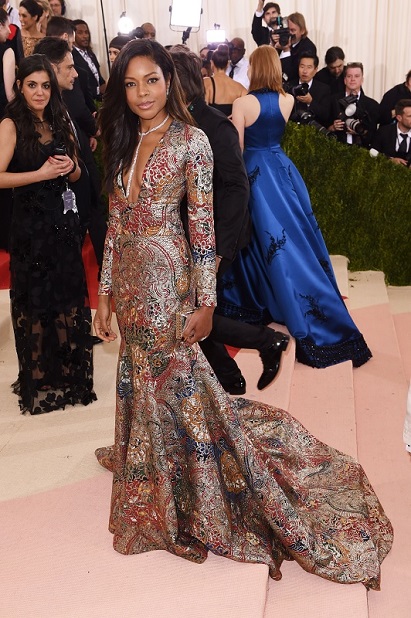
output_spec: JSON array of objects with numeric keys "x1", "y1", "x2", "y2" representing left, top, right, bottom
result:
[
  {"x1": 257, "y1": 333, "x2": 290, "y2": 390},
  {"x1": 220, "y1": 375, "x2": 246, "y2": 395}
]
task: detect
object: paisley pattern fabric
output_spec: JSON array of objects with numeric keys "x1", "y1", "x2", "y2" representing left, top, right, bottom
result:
[
  {"x1": 98, "y1": 120, "x2": 392, "y2": 589},
  {"x1": 217, "y1": 91, "x2": 372, "y2": 368},
  {"x1": 9, "y1": 138, "x2": 96, "y2": 414}
]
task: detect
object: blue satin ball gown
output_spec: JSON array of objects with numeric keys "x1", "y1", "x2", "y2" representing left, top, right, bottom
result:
[{"x1": 217, "y1": 90, "x2": 372, "y2": 368}]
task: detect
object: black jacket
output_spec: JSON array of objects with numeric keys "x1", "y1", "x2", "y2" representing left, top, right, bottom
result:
[
  {"x1": 289, "y1": 79, "x2": 331, "y2": 127},
  {"x1": 372, "y1": 123, "x2": 411, "y2": 159},
  {"x1": 330, "y1": 90, "x2": 380, "y2": 148},
  {"x1": 182, "y1": 98, "x2": 251, "y2": 275},
  {"x1": 251, "y1": 14, "x2": 272, "y2": 47},
  {"x1": 281, "y1": 37, "x2": 317, "y2": 83},
  {"x1": 62, "y1": 78, "x2": 97, "y2": 138},
  {"x1": 379, "y1": 82, "x2": 411, "y2": 126},
  {"x1": 72, "y1": 47, "x2": 105, "y2": 101},
  {"x1": 314, "y1": 67, "x2": 345, "y2": 97}
]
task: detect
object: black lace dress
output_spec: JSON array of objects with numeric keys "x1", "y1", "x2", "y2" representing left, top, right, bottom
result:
[{"x1": 9, "y1": 138, "x2": 97, "y2": 414}]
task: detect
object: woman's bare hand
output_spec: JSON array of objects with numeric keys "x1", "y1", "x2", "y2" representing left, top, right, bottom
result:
[{"x1": 182, "y1": 306, "x2": 214, "y2": 345}]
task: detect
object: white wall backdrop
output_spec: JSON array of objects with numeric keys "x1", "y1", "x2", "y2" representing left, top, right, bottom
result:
[{"x1": 63, "y1": 0, "x2": 411, "y2": 101}]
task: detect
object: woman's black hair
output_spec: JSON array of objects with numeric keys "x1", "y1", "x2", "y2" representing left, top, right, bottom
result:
[
  {"x1": 5, "y1": 54, "x2": 76, "y2": 164},
  {"x1": 98, "y1": 39, "x2": 193, "y2": 194},
  {"x1": 211, "y1": 44, "x2": 230, "y2": 70},
  {"x1": 19, "y1": 0, "x2": 43, "y2": 21}
]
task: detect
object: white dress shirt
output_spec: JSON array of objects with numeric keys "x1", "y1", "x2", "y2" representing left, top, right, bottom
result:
[{"x1": 226, "y1": 56, "x2": 250, "y2": 90}]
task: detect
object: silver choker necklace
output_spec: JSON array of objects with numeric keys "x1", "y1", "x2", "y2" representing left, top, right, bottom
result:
[{"x1": 126, "y1": 114, "x2": 170, "y2": 199}]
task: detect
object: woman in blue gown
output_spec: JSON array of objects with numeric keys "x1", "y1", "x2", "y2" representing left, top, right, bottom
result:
[{"x1": 217, "y1": 45, "x2": 371, "y2": 368}]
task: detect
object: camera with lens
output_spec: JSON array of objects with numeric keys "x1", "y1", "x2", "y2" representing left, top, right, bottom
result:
[
  {"x1": 294, "y1": 110, "x2": 337, "y2": 139},
  {"x1": 290, "y1": 82, "x2": 309, "y2": 98},
  {"x1": 337, "y1": 95, "x2": 367, "y2": 136},
  {"x1": 271, "y1": 16, "x2": 290, "y2": 47}
]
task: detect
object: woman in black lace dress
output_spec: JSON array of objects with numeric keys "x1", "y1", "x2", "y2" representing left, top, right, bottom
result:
[{"x1": 0, "y1": 54, "x2": 96, "y2": 414}]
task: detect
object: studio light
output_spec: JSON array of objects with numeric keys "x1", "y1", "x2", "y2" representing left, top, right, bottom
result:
[
  {"x1": 118, "y1": 11, "x2": 133, "y2": 35},
  {"x1": 206, "y1": 24, "x2": 226, "y2": 45},
  {"x1": 169, "y1": 0, "x2": 202, "y2": 31}
]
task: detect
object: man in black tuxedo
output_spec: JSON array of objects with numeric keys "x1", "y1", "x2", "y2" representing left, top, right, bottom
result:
[
  {"x1": 251, "y1": 1, "x2": 281, "y2": 47},
  {"x1": 372, "y1": 99, "x2": 411, "y2": 166},
  {"x1": 47, "y1": 17, "x2": 97, "y2": 119},
  {"x1": 329, "y1": 62, "x2": 380, "y2": 148},
  {"x1": 314, "y1": 46, "x2": 346, "y2": 97},
  {"x1": 171, "y1": 47, "x2": 289, "y2": 394},
  {"x1": 379, "y1": 70, "x2": 411, "y2": 126},
  {"x1": 71, "y1": 19, "x2": 106, "y2": 102},
  {"x1": 289, "y1": 52, "x2": 331, "y2": 128}
]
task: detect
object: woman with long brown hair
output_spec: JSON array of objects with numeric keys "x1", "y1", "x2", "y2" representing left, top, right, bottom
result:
[
  {"x1": 93, "y1": 40, "x2": 391, "y2": 590},
  {"x1": 0, "y1": 54, "x2": 96, "y2": 414}
]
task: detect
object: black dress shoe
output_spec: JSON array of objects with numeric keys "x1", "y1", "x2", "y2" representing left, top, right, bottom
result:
[
  {"x1": 92, "y1": 336, "x2": 104, "y2": 345},
  {"x1": 257, "y1": 333, "x2": 290, "y2": 390},
  {"x1": 220, "y1": 375, "x2": 246, "y2": 395}
]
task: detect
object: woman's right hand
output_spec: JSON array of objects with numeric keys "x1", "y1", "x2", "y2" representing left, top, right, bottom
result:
[
  {"x1": 39, "y1": 155, "x2": 74, "y2": 181},
  {"x1": 93, "y1": 295, "x2": 117, "y2": 343}
]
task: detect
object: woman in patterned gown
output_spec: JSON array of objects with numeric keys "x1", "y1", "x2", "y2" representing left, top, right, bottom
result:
[{"x1": 94, "y1": 40, "x2": 393, "y2": 589}]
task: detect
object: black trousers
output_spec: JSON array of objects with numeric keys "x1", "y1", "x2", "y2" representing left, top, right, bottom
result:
[{"x1": 200, "y1": 314, "x2": 276, "y2": 382}]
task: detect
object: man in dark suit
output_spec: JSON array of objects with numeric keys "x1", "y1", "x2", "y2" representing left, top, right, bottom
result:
[
  {"x1": 314, "y1": 46, "x2": 346, "y2": 97},
  {"x1": 251, "y1": 1, "x2": 281, "y2": 47},
  {"x1": 71, "y1": 19, "x2": 106, "y2": 102},
  {"x1": 171, "y1": 47, "x2": 289, "y2": 394},
  {"x1": 289, "y1": 52, "x2": 331, "y2": 128},
  {"x1": 329, "y1": 62, "x2": 380, "y2": 148},
  {"x1": 372, "y1": 99, "x2": 411, "y2": 166},
  {"x1": 280, "y1": 12, "x2": 316, "y2": 83},
  {"x1": 379, "y1": 70, "x2": 411, "y2": 126},
  {"x1": 46, "y1": 17, "x2": 97, "y2": 115}
]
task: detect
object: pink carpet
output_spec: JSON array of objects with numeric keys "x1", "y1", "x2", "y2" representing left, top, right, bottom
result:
[{"x1": 1, "y1": 272, "x2": 410, "y2": 617}]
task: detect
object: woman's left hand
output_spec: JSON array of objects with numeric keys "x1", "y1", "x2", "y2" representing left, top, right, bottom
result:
[{"x1": 182, "y1": 306, "x2": 214, "y2": 344}]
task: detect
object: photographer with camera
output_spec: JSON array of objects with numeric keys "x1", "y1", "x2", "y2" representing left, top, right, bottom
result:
[
  {"x1": 329, "y1": 62, "x2": 379, "y2": 148},
  {"x1": 288, "y1": 52, "x2": 331, "y2": 128},
  {"x1": 251, "y1": 1, "x2": 281, "y2": 47},
  {"x1": 372, "y1": 99, "x2": 411, "y2": 166}
]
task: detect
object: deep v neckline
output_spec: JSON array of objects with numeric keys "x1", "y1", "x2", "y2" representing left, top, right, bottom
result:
[{"x1": 121, "y1": 120, "x2": 173, "y2": 205}]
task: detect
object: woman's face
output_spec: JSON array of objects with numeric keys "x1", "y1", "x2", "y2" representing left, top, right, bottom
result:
[
  {"x1": 18, "y1": 7, "x2": 38, "y2": 30},
  {"x1": 109, "y1": 47, "x2": 120, "y2": 66},
  {"x1": 49, "y1": 0, "x2": 62, "y2": 15},
  {"x1": 124, "y1": 55, "x2": 169, "y2": 123},
  {"x1": 0, "y1": 19, "x2": 11, "y2": 43},
  {"x1": 18, "y1": 70, "x2": 51, "y2": 115}
]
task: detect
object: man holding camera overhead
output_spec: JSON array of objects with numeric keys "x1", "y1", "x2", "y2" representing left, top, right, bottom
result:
[
  {"x1": 329, "y1": 62, "x2": 380, "y2": 148},
  {"x1": 251, "y1": 1, "x2": 281, "y2": 47}
]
